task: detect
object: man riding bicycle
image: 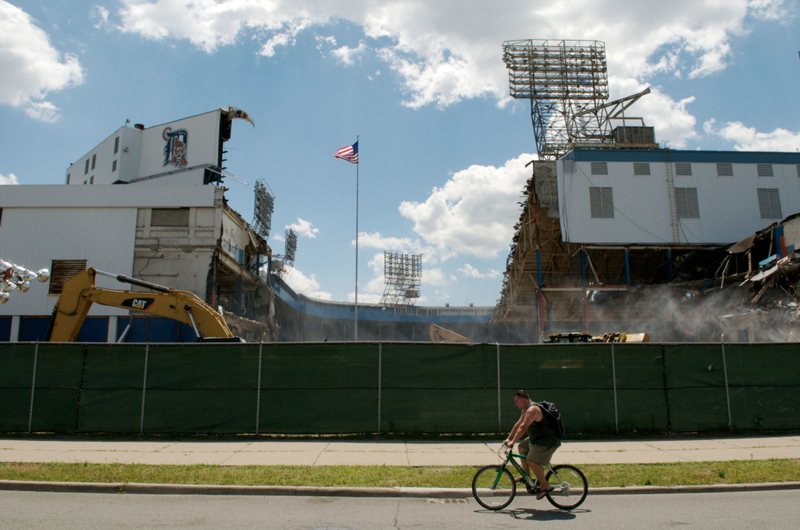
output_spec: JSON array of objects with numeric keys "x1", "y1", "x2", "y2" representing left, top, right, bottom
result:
[{"x1": 503, "y1": 390, "x2": 561, "y2": 500}]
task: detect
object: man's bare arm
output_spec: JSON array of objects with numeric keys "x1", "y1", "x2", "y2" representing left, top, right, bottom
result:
[
  {"x1": 506, "y1": 406, "x2": 543, "y2": 446},
  {"x1": 504, "y1": 414, "x2": 525, "y2": 446}
]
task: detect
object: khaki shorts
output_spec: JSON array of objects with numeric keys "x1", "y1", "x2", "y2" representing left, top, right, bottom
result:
[{"x1": 518, "y1": 438, "x2": 558, "y2": 466}]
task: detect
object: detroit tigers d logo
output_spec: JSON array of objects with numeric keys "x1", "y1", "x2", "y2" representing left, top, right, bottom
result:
[{"x1": 163, "y1": 127, "x2": 188, "y2": 168}]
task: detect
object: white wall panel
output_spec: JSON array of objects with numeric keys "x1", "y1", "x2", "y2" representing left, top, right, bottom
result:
[
  {"x1": 558, "y1": 156, "x2": 800, "y2": 245},
  {"x1": 0, "y1": 208, "x2": 137, "y2": 316}
]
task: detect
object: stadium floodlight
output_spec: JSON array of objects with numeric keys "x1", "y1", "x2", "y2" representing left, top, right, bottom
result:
[
  {"x1": 380, "y1": 251, "x2": 422, "y2": 306},
  {"x1": 0, "y1": 259, "x2": 49, "y2": 303}
]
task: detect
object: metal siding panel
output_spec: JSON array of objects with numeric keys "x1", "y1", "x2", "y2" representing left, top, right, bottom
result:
[
  {"x1": 769, "y1": 189, "x2": 782, "y2": 219},
  {"x1": 716, "y1": 163, "x2": 733, "y2": 177},
  {"x1": 687, "y1": 188, "x2": 699, "y2": 219},
  {"x1": 675, "y1": 162, "x2": 692, "y2": 176},
  {"x1": 601, "y1": 187, "x2": 614, "y2": 218},
  {"x1": 589, "y1": 187, "x2": 603, "y2": 218},
  {"x1": 757, "y1": 189, "x2": 771, "y2": 218},
  {"x1": 591, "y1": 162, "x2": 608, "y2": 175},
  {"x1": 675, "y1": 188, "x2": 688, "y2": 218}
]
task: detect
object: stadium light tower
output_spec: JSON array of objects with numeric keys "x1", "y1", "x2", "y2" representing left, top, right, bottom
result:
[
  {"x1": 502, "y1": 39, "x2": 653, "y2": 159},
  {"x1": 380, "y1": 251, "x2": 422, "y2": 306}
]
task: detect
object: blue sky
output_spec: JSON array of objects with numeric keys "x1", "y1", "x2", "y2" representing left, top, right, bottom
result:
[{"x1": 1, "y1": 0, "x2": 799, "y2": 307}]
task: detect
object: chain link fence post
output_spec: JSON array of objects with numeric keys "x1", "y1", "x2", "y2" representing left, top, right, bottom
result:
[
  {"x1": 377, "y1": 342, "x2": 382, "y2": 435},
  {"x1": 139, "y1": 344, "x2": 149, "y2": 436},
  {"x1": 256, "y1": 342, "x2": 262, "y2": 435},
  {"x1": 721, "y1": 342, "x2": 733, "y2": 432},
  {"x1": 497, "y1": 343, "x2": 501, "y2": 434},
  {"x1": 27, "y1": 343, "x2": 39, "y2": 434},
  {"x1": 611, "y1": 343, "x2": 619, "y2": 434}
]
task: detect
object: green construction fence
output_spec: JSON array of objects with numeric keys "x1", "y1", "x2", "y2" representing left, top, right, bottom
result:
[{"x1": 0, "y1": 341, "x2": 797, "y2": 435}]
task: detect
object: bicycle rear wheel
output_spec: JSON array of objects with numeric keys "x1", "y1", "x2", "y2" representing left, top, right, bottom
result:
[
  {"x1": 544, "y1": 464, "x2": 587, "y2": 510},
  {"x1": 472, "y1": 465, "x2": 516, "y2": 510}
]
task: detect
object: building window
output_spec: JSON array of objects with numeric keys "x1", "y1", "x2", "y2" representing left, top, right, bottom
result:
[
  {"x1": 717, "y1": 163, "x2": 733, "y2": 177},
  {"x1": 757, "y1": 189, "x2": 782, "y2": 219},
  {"x1": 114, "y1": 137, "x2": 120, "y2": 154},
  {"x1": 84, "y1": 159, "x2": 90, "y2": 174},
  {"x1": 757, "y1": 164, "x2": 773, "y2": 177},
  {"x1": 675, "y1": 162, "x2": 692, "y2": 176},
  {"x1": 589, "y1": 187, "x2": 614, "y2": 218},
  {"x1": 89, "y1": 176, "x2": 94, "y2": 184},
  {"x1": 633, "y1": 162, "x2": 650, "y2": 176},
  {"x1": 675, "y1": 188, "x2": 700, "y2": 219},
  {"x1": 91, "y1": 154, "x2": 96, "y2": 170},
  {"x1": 151, "y1": 208, "x2": 190, "y2": 227},
  {"x1": 66, "y1": 173, "x2": 71, "y2": 184},
  {"x1": 48, "y1": 259, "x2": 88, "y2": 295},
  {"x1": 591, "y1": 162, "x2": 608, "y2": 175},
  {"x1": 112, "y1": 160, "x2": 117, "y2": 172},
  {"x1": 0, "y1": 208, "x2": 3, "y2": 225}
]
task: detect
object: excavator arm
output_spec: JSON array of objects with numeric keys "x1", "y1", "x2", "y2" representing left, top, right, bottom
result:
[
  {"x1": 45, "y1": 268, "x2": 235, "y2": 342},
  {"x1": 429, "y1": 323, "x2": 472, "y2": 343}
]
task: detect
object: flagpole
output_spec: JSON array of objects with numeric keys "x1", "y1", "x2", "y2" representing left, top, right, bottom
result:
[{"x1": 355, "y1": 135, "x2": 359, "y2": 341}]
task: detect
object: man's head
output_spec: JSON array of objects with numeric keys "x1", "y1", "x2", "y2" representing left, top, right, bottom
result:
[{"x1": 513, "y1": 389, "x2": 531, "y2": 410}]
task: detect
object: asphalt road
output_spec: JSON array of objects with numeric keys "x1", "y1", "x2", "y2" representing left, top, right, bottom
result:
[{"x1": 1, "y1": 489, "x2": 798, "y2": 529}]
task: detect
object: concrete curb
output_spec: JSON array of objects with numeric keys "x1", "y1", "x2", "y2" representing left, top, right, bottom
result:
[{"x1": 2, "y1": 480, "x2": 799, "y2": 497}]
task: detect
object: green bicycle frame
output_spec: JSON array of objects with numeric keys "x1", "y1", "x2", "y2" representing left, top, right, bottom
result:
[{"x1": 493, "y1": 452, "x2": 535, "y2": 488}]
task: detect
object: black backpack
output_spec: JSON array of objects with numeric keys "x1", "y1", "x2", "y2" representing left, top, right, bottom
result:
[{"x1": 536, "y1": 401, "x2": 565, "y2": 438}]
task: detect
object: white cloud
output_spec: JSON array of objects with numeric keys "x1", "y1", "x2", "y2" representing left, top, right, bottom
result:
[
  {"x1": 0, "y1": 1, "x2": 84, "y2": 120},
  {"x1": 748, "y1": 0, "x2": 792, "y2": 21},
  {"x1": 399, "y1": 153, "x2": 534, "y2": 260},
  {"x1": 23, "y1": 101, "x2": 60, "y2": 122},
  {"x1": 457, "y1": 263, "x2": 502, "y2": 279},
  {"x1": 108, "y1": 1, "x2": 797, "y2": 151},
  {"x1": 331, "y1": 41, "x2": 368, "y2": 66},
  {"x1": 610, "y1": 77, "x2": 698, "y2": 148},
  {"x1": 91, "y1": 5, "x2": 112, "y2": 30},
  {"x1": 423, "y1": 268, "x2": 448, "y2": 287},
  {"x1": 348, "y1": 291, "x2": 382, "y2": 304},
  {"x1": 282, "y1": 267, "x2": 332, "y2": 300},
  {"x1": 0, "y1": 173, "x2": 19, "y2": 185},
  {"x1": 286, "y1": 217, "x2": 319, "y2": 238},
  {"x1": 704, "y1": 119, "x2": 800, "y2": 151},
  {"x1": 112, "y1": 1, "x2": 774, "y2": 114}
]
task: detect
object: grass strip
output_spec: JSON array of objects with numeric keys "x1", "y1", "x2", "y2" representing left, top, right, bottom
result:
[{"x1": 1, "y1": 459, "x2": 798, "y2": 489}]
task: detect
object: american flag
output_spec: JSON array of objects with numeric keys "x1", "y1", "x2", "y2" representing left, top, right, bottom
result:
[{"x1": 334, "y1": 141, "x2": 358, "y2": 164}]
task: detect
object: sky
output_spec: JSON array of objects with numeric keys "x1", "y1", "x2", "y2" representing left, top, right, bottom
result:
[{"x1": 1, "y1": 0, "x2": 799, "y2": 308}]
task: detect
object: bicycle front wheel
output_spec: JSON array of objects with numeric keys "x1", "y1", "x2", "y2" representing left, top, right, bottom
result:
[
  {"x1": 545, "y1": 464, "x2": 588, "y2": 510},
  {"x1": 472, "y1": 465, "x2": 516, "y2": 510}
]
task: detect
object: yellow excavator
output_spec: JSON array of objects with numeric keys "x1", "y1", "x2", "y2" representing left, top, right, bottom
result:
[
  {"x1": 429, "y1": 323, "x2": 472, "y2": 343},
  {"x1": 45, "y1": 268, "x2": 240, "y2": 342}
]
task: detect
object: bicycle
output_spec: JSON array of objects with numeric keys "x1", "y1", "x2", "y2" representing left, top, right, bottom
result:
[{"x1": 472, "y1": 446, "x2": 588, "y2": 511}]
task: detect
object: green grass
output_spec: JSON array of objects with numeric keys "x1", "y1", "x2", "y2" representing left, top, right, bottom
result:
[{"x1": 1, "y1": 459, "x2": 797, "y2": 489}]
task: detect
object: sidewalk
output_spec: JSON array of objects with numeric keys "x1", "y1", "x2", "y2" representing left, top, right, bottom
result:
[{"x1": 1, "y1": 435, "x2": 798, "y2": 467}]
